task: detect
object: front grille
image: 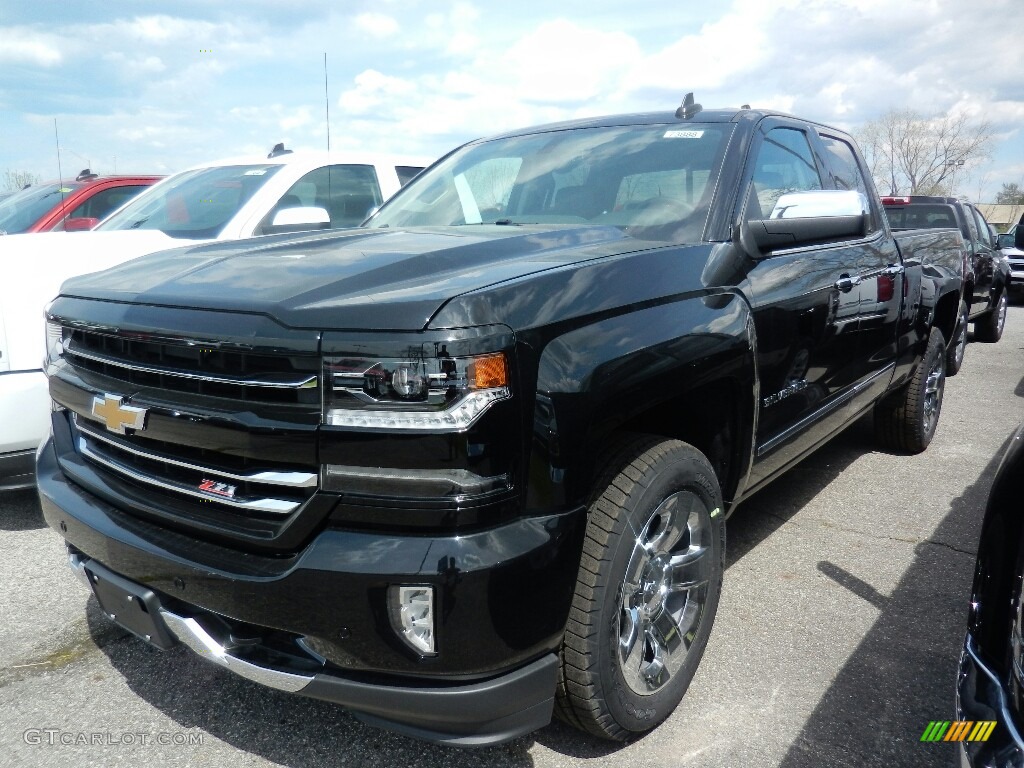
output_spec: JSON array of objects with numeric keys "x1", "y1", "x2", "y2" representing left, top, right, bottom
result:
[
  {"x1": 74, "y1": 415, "x2": 316, "y2": 515},
  {"x1": 50, "y1": 315, "x2": 324, "y2": 544},
  {"x1": 1013, "y1": 591, "x2": 1024, "y2": 694},
  {"x1": 63, "y1": 328, "x2": 319, "y2": 406}
]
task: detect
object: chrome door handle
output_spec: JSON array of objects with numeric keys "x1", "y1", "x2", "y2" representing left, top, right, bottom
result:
[{"x1": 835, "y1": 275, "x2": 862, "y2": 292}]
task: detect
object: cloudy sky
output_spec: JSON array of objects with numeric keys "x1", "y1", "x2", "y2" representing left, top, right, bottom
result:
[{"x1": 2, "y1": 0, "x2": 1022, "y2": 200}]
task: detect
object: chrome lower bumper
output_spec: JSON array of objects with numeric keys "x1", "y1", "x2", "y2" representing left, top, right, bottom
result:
[
  {"x1": 65, "y1": 551, "x2": 558, "y2": 746},
  {"x1": 69, "y1": 552, "x2": 313, "y2": 693}
]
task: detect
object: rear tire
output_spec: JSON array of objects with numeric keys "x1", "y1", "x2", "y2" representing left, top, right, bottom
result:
[
  {"x1": 975, "y1": 291, "x2": 1007, "y2": 342},
  {"x1": 946, "y1": 301, "x2": 968, "y2": 376},
  {"x1": 554, "y1": 434, "x2": 725, "y2": 741},
  {"x1": 874, "y1": 328, "x2": 945, "y2": 454}
]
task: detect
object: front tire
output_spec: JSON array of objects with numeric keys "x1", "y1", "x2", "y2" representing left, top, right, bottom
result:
[
  {"x1": 975, "y1": 291, "x2": 1007, "y2": 342},
  {"x1": 554, "y1": 434, "x2": 725, "y2": 741},
  {"x1": 874, "y1": 328, "x2": 946, "y2": 453}
]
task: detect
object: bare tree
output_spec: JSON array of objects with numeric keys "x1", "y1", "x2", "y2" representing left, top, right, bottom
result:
[
  {"x1": 856, "y1": 109, "x2": 992, "y2": 196},
  {"x1": 3, "y1": 169, "x2": 40, "y2": 192}
]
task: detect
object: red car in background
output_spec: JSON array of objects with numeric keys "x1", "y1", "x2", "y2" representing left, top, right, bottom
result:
[{"x1": 0, "y1": 169, "x2": 161, "y2": 234}]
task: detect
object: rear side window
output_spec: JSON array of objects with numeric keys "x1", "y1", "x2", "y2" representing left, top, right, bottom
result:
[
  {"x1": 962, "y1": 205, "x2": 980, "y2": 243},
  {"x1": 745, "y1": 128, "x2": 823, "y2": 220},
  {"x1": 970, "y1": 206, "x2": 993, "y2": 247},
  {"x1": 819, "y1": 136, "x2": 868, "y2": 196}
]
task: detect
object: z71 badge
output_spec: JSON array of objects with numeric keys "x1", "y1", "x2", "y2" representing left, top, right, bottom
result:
[{"x1": 197, "y1": 479, "x2": 237, "y2": 499}]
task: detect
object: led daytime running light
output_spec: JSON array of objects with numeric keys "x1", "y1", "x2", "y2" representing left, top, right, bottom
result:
[{"x1": 326, "y1": 387, "x2": 509, "y2": 431}]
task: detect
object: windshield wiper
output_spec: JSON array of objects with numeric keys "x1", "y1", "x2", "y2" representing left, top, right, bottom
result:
[{"x1": 129, "y1": 218, "x2": 150, "y2": 229}]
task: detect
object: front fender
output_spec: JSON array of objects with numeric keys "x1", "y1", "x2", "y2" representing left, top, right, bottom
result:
[{"x1": 525, "y1": 291, "x2": 756, "y2": 511}]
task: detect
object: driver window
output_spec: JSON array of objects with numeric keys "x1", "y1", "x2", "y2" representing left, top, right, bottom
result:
[
  {"x1": 260, "y1": 165, "x2": 383, "y2": 233},
  {"x1": 745, "y1": 128, "x2": 824, "y2": 221}
]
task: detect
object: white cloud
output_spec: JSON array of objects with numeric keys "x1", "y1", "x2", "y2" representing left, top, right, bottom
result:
[
  {"x1": 496, "y1": 19, "x2": 641, "y2": 104},
  {"x1": 354, "y1": 13, "x2": 399, "y2": 38},
  {"x1": 0, "y1": 30, "x2": 62, "y2": 66},
  {"x1": 339, "y1": 69, "x2": 418, "y2": 115},
  {"x1": 625, "y1": 2, "x2": 771, "y2": 92},
  {"x1": 280, "y1": 106, "x2": 313, "y2": 132}
]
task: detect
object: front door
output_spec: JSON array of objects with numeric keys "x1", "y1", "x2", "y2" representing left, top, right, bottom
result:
[{"x1": 740, "y1": 125, "x2": 866, "y2": 487}]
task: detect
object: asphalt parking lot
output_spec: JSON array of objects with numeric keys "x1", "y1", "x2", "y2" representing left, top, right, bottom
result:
[{"x1": 2, "y1": 305, "x2": 1022, "y2": 768}]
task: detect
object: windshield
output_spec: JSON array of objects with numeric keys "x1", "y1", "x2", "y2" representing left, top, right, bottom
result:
[
  {"x1": 368, "y1": 123, "x2": 733, "y2": 242},
  {"x1": 0, "y1": 182, "x2": 83, "y2": 234},
  {"x1": 97, "y1": 164, "x2": 283, "y2": 239}
]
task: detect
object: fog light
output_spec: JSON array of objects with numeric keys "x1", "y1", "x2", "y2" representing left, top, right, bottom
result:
[{"x1": 388, "y1": 585, "x2": 436, "y2": 656}]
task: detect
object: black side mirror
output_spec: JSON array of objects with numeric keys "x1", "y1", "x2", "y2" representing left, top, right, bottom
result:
[
  {"x1": 1016, "y1": 227, "x2": 1024, "y2": 250},
  {"x1": 744, "y1": 190, "x2": 868, "y2": 257}
]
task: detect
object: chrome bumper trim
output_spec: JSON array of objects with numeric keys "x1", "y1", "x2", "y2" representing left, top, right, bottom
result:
[{"x1": 158, "y1": 610, "x2": 314, "y2": 693}]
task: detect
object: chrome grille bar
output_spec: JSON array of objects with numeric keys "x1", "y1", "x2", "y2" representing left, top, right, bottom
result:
[
  {"x1": 64, "y1": 341, "x2": 318, "y2": 390},
  {"x1": 75, "y1": 415, "x2": 317, "y2": 488},
  {"x1": 76, "y1": 434, "x2": 300, "y2": 515}
]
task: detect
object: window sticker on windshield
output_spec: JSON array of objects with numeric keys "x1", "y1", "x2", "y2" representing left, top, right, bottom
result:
[
  {"x1": 664, "y1": 130, "x2": 704, "y2": 139},
  {"x1": 58, "y1": 187, "x2": 73, "y2": 193},
  {"x1": 243, "y1": 169, "x2": 268, "y2": 176}
]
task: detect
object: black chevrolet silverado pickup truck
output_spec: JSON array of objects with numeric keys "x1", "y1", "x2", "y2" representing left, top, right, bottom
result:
[
  {"x1": 38, "y1": 101, "x2": 965, "y2": 746},
  {"x1": 883, "y1": 195, "x2": 1010, "y2": 369}
]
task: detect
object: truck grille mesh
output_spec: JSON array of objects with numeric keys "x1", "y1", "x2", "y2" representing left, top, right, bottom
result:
[{"x1": 63, "y1": 328, "x2": 320, "y2": 406}]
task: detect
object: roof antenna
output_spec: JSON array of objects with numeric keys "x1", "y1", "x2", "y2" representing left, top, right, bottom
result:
[
  {"x1": 324, "y1": 52, "x2": 331, "y2": 154},
  {"x1": 53, "y1": 118, "x2": 66, "y2": 210},
  {"x1": 741, "y1": 104, "x2": 751, "y2": 110},
  {"x1": 675, "y1": 92, "x2": 703, "y2": 119},
  {"x1": 324, "y1": 52, "x2": 331, "y2": 204}
]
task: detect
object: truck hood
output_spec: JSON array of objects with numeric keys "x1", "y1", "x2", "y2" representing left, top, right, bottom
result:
[
  {"x1": 59, "y1": 225, "x2": 641, "y2": 330},
  {"x1": 0, "y1": 229, "x2": 204, "y2": 370}
]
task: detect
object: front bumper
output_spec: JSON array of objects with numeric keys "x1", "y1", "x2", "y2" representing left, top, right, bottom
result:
[
  {"x1": 38, "y1": 433, "x2": 586, "y2": 746},
  {"x1": 957, "y1": 634, "x2": 1024, "y2": 766}
]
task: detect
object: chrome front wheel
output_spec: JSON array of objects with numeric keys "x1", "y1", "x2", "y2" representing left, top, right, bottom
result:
[{"x1": 618, "y1": 490, "x2": 713, "y2": 695}]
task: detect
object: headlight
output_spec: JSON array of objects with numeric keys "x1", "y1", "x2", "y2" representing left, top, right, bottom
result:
[
  {"x1": 323, "y1": 350, "x2": 510, "y2": 432},
  {"x1": 45, "y1": 318, "x2": 65, "y2": 368}
]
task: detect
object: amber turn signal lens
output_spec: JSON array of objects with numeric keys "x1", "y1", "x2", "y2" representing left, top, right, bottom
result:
[{"x1": 468, "y1": 353, "x2": 507, "y2": 389}]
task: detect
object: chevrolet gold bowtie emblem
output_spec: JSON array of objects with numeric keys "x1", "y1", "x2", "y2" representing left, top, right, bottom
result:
[{"x1": 91, "y1": 394, "x2": 148, "y2": 435}]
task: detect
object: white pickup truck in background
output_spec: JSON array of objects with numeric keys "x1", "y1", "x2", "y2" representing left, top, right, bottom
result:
[{"x1": 0, "y1": 146, "x2": 429, "y2": 490}]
